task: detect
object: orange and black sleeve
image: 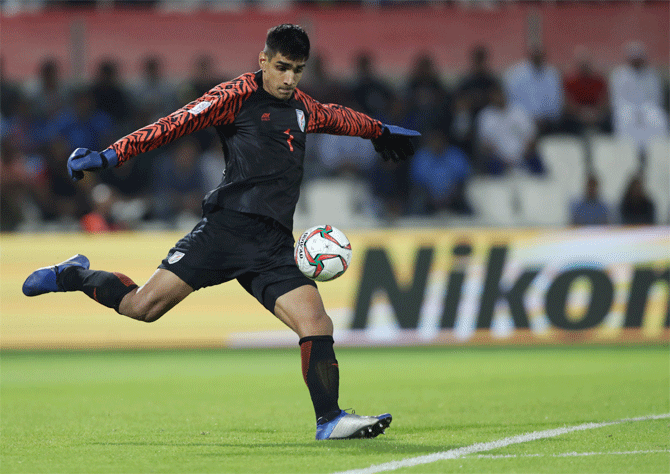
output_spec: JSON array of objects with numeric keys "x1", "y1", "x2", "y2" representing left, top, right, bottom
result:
[
  {"x1": 294, "y1": 89, "x2": 383, "y2": 139},
  {"x1": 107, "y1": 73, "x2": 258, "y2": 166}
]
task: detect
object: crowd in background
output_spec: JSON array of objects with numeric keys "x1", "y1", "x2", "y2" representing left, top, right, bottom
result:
[{"x1": 1, "y1": 35, "x2": 668, "y2": 232}]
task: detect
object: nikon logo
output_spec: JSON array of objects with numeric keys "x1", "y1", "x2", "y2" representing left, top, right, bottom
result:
[{"x1": 352, "y1": 244, "x2": 670, "y2": 331}]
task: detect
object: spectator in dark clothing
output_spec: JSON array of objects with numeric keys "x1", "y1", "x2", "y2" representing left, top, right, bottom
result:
[
  {"x1": 571, "y1": 174, "x2": 610, "y2": 226},
  {"x1": 90, "y1": 59, "x2": 132, "y2": 125},
  {"x1": 44, "y1": 137, "x2": 94, "y2": 222},
  {"x1": 408, "y1": 128, "x2": 472, "y2": 215},
  {"x1": 0, "y1": 56, "x2": 22, "y2": 123},
  {"x1": 25, "y1": 57, "x2": 69, "y2": 122},
  {"x1": 177, "y1": 54, "x2": 224, "y2": 151},
  {"x1": 3, "y1": 96, "x2": 49, "y2": 153},
  {"x1": 152, "y1": 137, "x2": 207, "y2": 223},
  {"x1": 180, "y1": 53, "x2": 225, "y2": 102},
  {"x1": 299, "y1": 53, "x2": 352, "y2": 106},
  {"x1": 350, "y1": 52, "x2": 394, "y2": 120},
  {"x1": 49, "y1": 88, "x2": 114, "y2": 152},
  {"x1": 404, "y1": 52, "x2": 451, "y2": 134},
  {"x1": 620, "y1": 175, "x2": 655, "y2": 225},
  {"x1": 131, "y1": 54, "x2": 178, "y2": 121},
  {"x1": 452, "y1": 45, "x2": 500, "y2": 155}
]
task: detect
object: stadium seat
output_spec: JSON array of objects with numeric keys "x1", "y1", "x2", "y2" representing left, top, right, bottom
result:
[
  {"x1": 644, "y1": 138, "x2": 670, "y2": 224},
  {"x1": 537, "y1": 135, "x2": 587, "y2": 206},
  {"x1": 589, "y1": 135, "x2": 640, "y2": 212},
  {"x1": 296, "y1": 177, "x2": 379, "y2": 229},
  {"x1": 514, "y1": 175, "x2": 569, "y2": 226},
  {"x1": 466, "y1": 176, "x2": 517, "y2": 226}
]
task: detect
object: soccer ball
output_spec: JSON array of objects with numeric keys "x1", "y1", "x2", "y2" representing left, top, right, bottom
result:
[{"x1": 294, "y1": 225, "x2": 352, "y2": 282}]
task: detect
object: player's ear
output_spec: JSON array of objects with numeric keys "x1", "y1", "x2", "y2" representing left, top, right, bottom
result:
[{"x1": 259, "y1": 51, "x2": 267, "y2": 71}]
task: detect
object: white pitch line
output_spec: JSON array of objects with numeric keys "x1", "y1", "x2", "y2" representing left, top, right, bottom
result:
[
  {"x1": 474, "y1": 449, "x2": 670, "y2": 459},
  {"x1": 333, "y1": 413, "x2": 670, "y2": 474}
]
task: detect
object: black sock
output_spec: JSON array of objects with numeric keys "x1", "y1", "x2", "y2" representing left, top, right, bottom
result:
[
  {"x1": 299, "y1": 335, "x2": 341, "y2": 422},
  {"x1": 58, "y1": 267, "x2": 138, "y2": 313}
]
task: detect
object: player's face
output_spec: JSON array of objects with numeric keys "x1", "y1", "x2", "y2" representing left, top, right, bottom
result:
[{"x1": 259, "y1": 51, "x2": 306, "y2": 100}]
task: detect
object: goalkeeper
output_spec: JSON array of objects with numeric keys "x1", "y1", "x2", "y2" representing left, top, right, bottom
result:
[{"x1": 23, "y1": 24, "x2": 418, "y2": 440}]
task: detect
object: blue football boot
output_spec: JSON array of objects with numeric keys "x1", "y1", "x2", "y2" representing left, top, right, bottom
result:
[
  {"x1": 315, "y1": 410, "x2": 392, "y2": 440},
  {"x1": 22, "y1": 254, "x2": 90, "y2": 296}
]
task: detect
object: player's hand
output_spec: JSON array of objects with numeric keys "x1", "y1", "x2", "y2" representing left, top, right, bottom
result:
[
  {"x1": 67, "y1": 148, "x2": 118, "y2": 181},
  {"x1": 371, "y1": 125, "x2": 421, "y2": 163}
]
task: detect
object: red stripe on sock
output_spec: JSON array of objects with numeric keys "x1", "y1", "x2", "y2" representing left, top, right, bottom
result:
[{"x1": 300, "y1": 341, "x2": 312, "y2": 385}]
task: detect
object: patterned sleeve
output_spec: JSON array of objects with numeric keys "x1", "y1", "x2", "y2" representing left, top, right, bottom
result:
[
  {"x1": 294, "y1": 89, "x2": 383, "y2": 139},
  {"x1": 108, "y1": 73, "x2": 258, "y2": 165}
]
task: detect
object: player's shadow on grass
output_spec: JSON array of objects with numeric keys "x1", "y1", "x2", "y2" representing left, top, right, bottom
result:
[{"x1": 94, "y1": 440, "x2": 453, "y2": 454}]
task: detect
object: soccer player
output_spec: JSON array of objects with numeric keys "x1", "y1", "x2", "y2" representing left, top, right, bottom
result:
[{"x1": 22, "y1": 24, "x2": 419, "y2": 440}]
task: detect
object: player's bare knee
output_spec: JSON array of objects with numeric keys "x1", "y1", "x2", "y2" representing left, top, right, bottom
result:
[{"x1": 121, "y1": 293, "x2": 167, "y2": 323}]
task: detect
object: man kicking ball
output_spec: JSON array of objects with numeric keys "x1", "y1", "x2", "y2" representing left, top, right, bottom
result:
[{"x1": 23, "y1": 24, "x2": 418, "y2": 440}]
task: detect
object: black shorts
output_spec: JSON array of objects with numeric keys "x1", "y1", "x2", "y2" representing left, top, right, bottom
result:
[{"x1": 158, "y1": 207, "x2": 316, "y2": 313}]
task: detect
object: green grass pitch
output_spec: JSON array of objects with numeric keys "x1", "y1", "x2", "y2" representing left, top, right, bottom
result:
[{"x1": 1, "y1": 345, "x2": 668, "y2": 473}]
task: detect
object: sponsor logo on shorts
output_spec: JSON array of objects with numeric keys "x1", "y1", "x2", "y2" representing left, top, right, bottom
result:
[{"x1": 168, "y1": 251, "x2": 185, "y2": 264}]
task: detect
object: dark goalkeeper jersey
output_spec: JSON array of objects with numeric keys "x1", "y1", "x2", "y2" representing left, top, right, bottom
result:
[{"x1": 108, "y1": 71, "x2": 383, "y2": 230}]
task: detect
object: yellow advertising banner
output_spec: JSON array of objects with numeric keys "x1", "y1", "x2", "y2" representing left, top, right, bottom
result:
[{"x1": 1, "y1": 227, "x2": 668, "y2": 350}]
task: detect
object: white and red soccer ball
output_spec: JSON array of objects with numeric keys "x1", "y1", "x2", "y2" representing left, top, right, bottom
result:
[{"x1": 294, "y1": 225, "x2": 352, "y2": 282}]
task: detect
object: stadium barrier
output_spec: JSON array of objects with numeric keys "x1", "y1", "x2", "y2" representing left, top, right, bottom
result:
[{"x1": 1, "y1": 227, "x2": 668, "y2": 350}]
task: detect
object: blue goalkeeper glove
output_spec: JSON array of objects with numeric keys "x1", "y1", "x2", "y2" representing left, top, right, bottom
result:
[
  {"x1": 371, "y1": 125, "x2": 421, "y2": 163},
  {"x1": 67, "y1": 148, "x2": 118, "y2": 181}
]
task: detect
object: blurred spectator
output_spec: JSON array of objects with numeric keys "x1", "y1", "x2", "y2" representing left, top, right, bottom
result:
[
  {"x1": 90, "y1": 59, "x2": 132, "y2": 125},
  {"x1": 49, "y1": 87, "x2": 114, "y2": 152},
  {"x1": 130, "y1": 54, "x2": 178, "y2": 121},
  {"x1": 408, "y1": 128, "x2": 472, "y2": 215},
  {"x1": 80, "y1": 184, "x2": 121, "y2": 233},
  {"x1": 403, "y1": 52, "x2": 451, "y2": 134},
  {"x1": 367, "y1": 159, "x2": 412, "y2": 220},
  {"x1": 349, "y1": 52, "x2": 394, "y2": 120},
  {"x1": 180, "y1": 53, "x2": 224, "y2": 102},
  {"x1": 476, "y1": 84, "x2": 545, "y2": 175},
  {"x1": 42, "y1": 137, "x2": 94, "y2": 223},
  {"x1": 609, "y1": 41, "x2": 667, "y2": 153},
  {"x1": 504, "y1": 45, "x2": 563, "y2": 135},
  {"x1": 299, "y1": 53, "x2": 352, "y2": 105},
  {"x1": 315, "y1": 134, "x2": 378, "y2": 179},
  {"x1": 200, "y1": 142, "x2": 226, "y2": 191},
  {"x1": 619, "y1": 174, "x2": 655, "y2": 225},
  {"x1": 178, "y1": 54, "x2": 224, "y2": 151},
  {"x1": 571, "y1": 174, "x2": 610, "y2": 226},
  {"x1": 97, "y1": 147, "x2": 155, "y2": 226},
  {"x1": 0, "y1": 140, "x2": 49, "y2": 230},
  {"x1": 152, "y1": 137, "x2": 207, "y2": 224},
  {"x1": 452, "y1": 45, "x2": 500, "y2": 155},
  {"x1": 3, "y1": 96, "x2": 49, "y2": 153},
  {"x1": 0, "y1": 56, "x2": 22, "y2": 123},
  {"x1": 562, "y1": 47, "x2": 609, "y2": 135},
  {"x1": 24, "y1": 57, "x2": 69, "y2": 122}
]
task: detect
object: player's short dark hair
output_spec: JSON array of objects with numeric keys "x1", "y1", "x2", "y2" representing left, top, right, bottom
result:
[{"x1": 264, "y1": 24, "x2": 310, "y2": 61}]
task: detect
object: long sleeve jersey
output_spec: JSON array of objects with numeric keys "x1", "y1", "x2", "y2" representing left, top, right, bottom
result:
[{"x1": 108, "y1": 70, "x2": 383, "y2": 230}]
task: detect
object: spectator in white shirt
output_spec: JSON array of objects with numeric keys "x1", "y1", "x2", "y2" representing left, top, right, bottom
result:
[
  {"x1": 476, "y1": 84, "x2": 545, "y2": 175},
  {"x1": 609, "y1": 41, "x2": 667, "y2": 153},
  {"x1": 504, "y1": 45, "x2": 563, "y2": 135}
]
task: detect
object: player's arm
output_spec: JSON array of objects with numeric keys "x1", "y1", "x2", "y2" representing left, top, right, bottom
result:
[
  {"x1": 295, "y1": 90, "x2": 420, "y2": 162},
  {"x1": 67, "y1": 74, "x2": 257, "y2": 181}
]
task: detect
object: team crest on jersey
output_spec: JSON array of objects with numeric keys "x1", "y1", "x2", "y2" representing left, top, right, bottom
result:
[
  {"x1": 168, "y1": 251, "x2": 185, "y2": 264},
  {"x1": 296, "y1": 109, "x2": 305, "y2": 132}
]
